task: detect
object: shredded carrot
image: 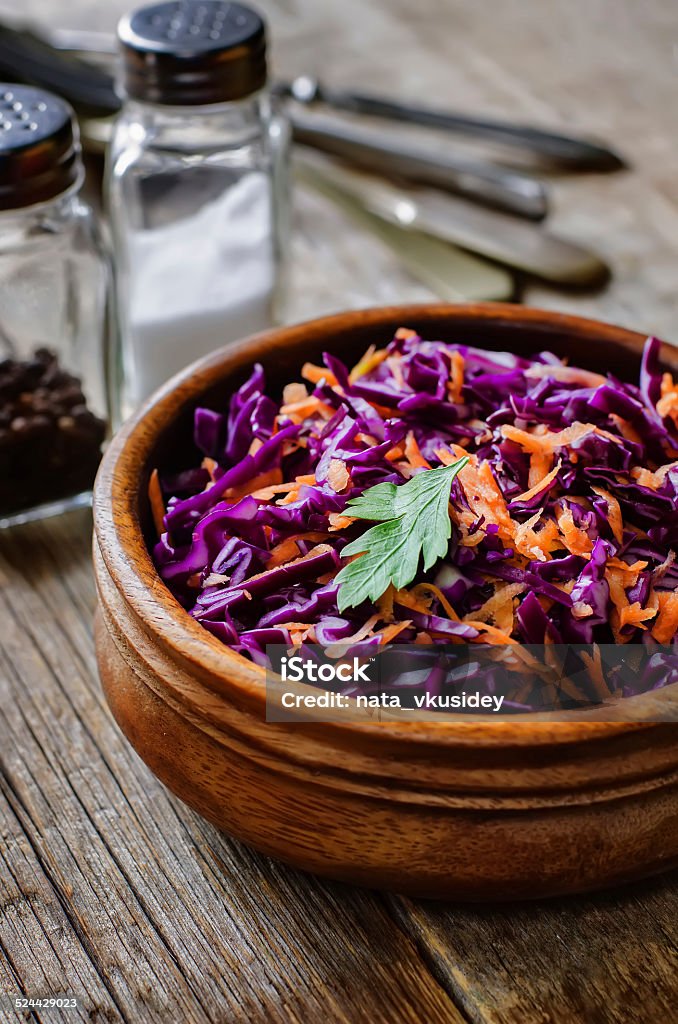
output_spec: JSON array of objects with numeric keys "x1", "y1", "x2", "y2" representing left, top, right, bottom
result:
[
  {"x1": 349, "y1": 345, "x2": 389, "y2": 383},
  {"x1": 378, "y1": 620, "x2": 413, "y2": 644},
  {"x1": 515, "y1": 511, "x2": 560, "y2": 562},
  {"x1": 355, "y1": 432, "x2": 380, "y2": 447},
  {"x1": 376, "y1": 585, "x2": 395, "y2": 623},
  {"x1": 278, "y1": 487, "x2": 301, "y2": 505},
  {"x1": 148, "y1": 468, "x2": 165, "y2": 537},
  {"x1": 651, "y1": 592, "x2": 678, "y2": 644},
  {"x1": 608, "y1": 558, "x2": 648, "y2": 575},
  {"x1": 437, "y1": 445, "x2": 560, "y2": 559},
  {"x1": 414, "y1": 631, "x2": 434, "y2": 644},
  {"x1": 267, "y1": 533, "x2": 329, "y2": 568},
  {"x1": 328, "y1": 512, "x2": 357, "y2": 531},
  {"x1": 385, "y1": 444, "x2": 405, "y2": 463},
  {"x1": 279, "y1": 395, "x2": 335, "y2": 421},
  {"x1": 394, "y1": 588, "x2": 434, "y2": 615},
  {"x1": 631, "y1": 462, "x2": 677, "y2": 490},
  {"x1": 609, "y1": 414, "x2": 643, "y2": 446},
  {"x1": 282, "y1": 381, "x2": 308, "y2": 405},
  {"x1": 591, "y1": 486, "x2": 624, "y2": 545},
  {"x1": 404, "y1": 432, "x2": 431, "y2": 470},
  {"x1": 462, "y1": 459, "x2": 513, "y2": 539},
  {"x1": 515, "y1": 459, "x2": 561, "y2": 503},
  {"x1": 524, "y1": 364, "x2": 607, "y2": 387},
  {"x1": 202, "y1": 572, "x2": 231, "y2": 588},
  {"x1": 605, "y1": 565, "x2": 634, "y2": 642},
  {"x1": 228, "y1": 467, "x2": 284, "y2": 501},
  {"x1": 528, "y1": 450, "x2": 553, "y2": 490},
  {"x1": 247, "y1": 473, "x2": 316, "y2": 504},
  {"x1": 327, "y1": 459, "x2": 351, "y2": 493},
  {"x1": 394, "y1": 327, "x2": 417, "y2": 340},
  {"x1": 276, "y1": 622, "x2": 317, "y2": 644},
  {"x1": 411, "y1": 583, "x2": 460, "y2": 621},
  {"x1": 463, "y1": 583, "x2": 525, "y2": 634},
  {"x1": 186, "y1": 571, "x2": 202, "y2": 589},
  {"x1": 501, "y1": 421, "x2": 623, "y2": 455},
  {"x1": 619, "y1": 602, "x2": 657, "y2": 630},
  {"x1": 387, "y1": 355, "x2": 405, "y2": 389},
  {"x1": 301, "y1": 362, "x2": 337, "y2": 386},
  {"x1": 457, "y1": 528, "x2": 486, "y2": 548},
  {"x1": 251, "y1": 475, "x2": 317, "y2": 501},
  {"x1": 201, "y1": 456, "x2": 218, "y2": 480},
  {"x1": 464, "y1": 621, "x2": 518, "y2": 645},
  {"x1": 276, "y1": 475, "x2": 319, "y2": 505},
  {"x1": 435, "y1": 443, "x2": 472, "y2": 467},
  {"x1": 556, "y1": 504, "x2": 593, "y2": 557},
  {"x1": 448, "y1": 350, "x2": 465, "y2": 404},
  {"x1": 657, "y1": 372, "x2": 678, "y2": 425},
  {"x1": 579, "y1": 645, "x2": 611, "y2": 701},
  {"x1": 652, "y1": 550, "x2": 676, "y2": 584}
]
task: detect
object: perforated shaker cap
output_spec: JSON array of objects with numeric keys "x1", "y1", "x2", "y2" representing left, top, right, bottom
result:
[
  {"x1": 118, "y1": 1, "x2": 267, "y2": 106},
  {"x1": 0, "y1": 86, "x2": 82, "y2": 211}
]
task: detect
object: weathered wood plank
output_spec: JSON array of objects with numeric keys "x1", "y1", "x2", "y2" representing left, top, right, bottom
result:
[
  {"x1": 0, "y1": 512, "x2": 463, "y2": 1023},
  {"x1": 0, "y1": 776, "x2": 122, "y2": 1024},
  {"x1": 386, "y1": 880, "x2": 678, "y2": 1024}
]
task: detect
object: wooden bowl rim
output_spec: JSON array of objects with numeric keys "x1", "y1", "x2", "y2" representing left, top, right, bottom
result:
[{"x1": 93, "y1": 302, "x2": 677, "y2": 748}]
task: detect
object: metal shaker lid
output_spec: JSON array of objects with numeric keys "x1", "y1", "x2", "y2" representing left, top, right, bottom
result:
[
  {"x1": 0, "y1": 85, "x2": 82, "y2": 211},
  {"x1": 118, "y1": 0, "x2": 267, "y2": 106}
]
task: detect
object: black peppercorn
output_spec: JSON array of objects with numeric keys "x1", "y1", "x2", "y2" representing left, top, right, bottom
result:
[{"x1": 0, "y1": 348, "x2": 107, "y2": 516}]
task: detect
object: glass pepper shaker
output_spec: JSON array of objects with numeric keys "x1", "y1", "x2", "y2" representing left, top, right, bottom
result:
[
  {"x1": 106, "y1": 0, "x2": 290, "y2": 422},
  {"x1": 0, "y1": 85, "x2": 110, "y2": 528}
]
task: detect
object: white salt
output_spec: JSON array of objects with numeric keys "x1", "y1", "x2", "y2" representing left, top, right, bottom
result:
[{"x1": 125, "y1": 172, "x2": 275, "y2": 406}]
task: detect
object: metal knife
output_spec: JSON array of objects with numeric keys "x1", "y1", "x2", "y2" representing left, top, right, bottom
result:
[
  {"x1": 279, "y1": 76, "x2": 626, "y2": 172},
  {"x1": 296, "y1": 160, "x2": 514, "y2": 302},
  {"x1": 290, "y1": 113, "x2": 548, "y2": 221},
  {"x1": 296, "y1": 153, "x2": 609, "y2": 287}
]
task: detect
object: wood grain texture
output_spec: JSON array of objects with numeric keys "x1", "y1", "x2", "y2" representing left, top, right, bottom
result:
[{"x1": 2, "y1": 0, "x2": 678, "y2": 1020}]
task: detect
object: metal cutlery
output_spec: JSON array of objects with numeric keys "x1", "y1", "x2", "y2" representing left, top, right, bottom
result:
[
  {"x1": 296, "y1": 159, "x2": 514, "y2": 302},
  {"x1": 290, "y1": 113, "x2": 548, "y2": 221},
  {"x1": 278, "y1": 76, "x2": 626, "y2": 172}
]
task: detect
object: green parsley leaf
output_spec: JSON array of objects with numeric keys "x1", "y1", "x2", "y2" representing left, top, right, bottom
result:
[{"x1": 335, "y1": 457, "x2": 469, "y2": 612}]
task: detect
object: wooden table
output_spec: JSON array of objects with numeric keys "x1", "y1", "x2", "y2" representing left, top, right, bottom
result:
[{"x1": 1, "y1": 1, "x2": 678, "y2": 1021}]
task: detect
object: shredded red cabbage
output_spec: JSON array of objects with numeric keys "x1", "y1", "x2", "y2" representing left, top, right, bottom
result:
[{"x1": 152, "y1": 331, "x2": 678, "y2": 673}]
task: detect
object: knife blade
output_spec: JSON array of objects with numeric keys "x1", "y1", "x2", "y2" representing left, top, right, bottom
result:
[
  {"x1": 279, "y1": 77, "x2": 626, "y2": 172},
  {"x1": 296, "y1": 153, "x2": 609, "y2": 287},
  {"x1": 296, "y1": 160, "x2": 514, "y2": 302},
  {"x1": 291, "y1": 113, "x2": 548, "y2": 221}
]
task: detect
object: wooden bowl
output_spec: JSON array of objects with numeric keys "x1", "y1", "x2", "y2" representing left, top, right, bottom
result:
[{"x1": 93, "y1": 303, "x2": 678, "y2": 900}]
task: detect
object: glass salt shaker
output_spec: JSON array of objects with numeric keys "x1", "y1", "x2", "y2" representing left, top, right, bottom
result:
[
  {"x1": 106, "y1": 0, "x2": 290, "y2": 422},
  {"x1": 0, "y1": 85, "x2": 110, "y2": 528}
]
